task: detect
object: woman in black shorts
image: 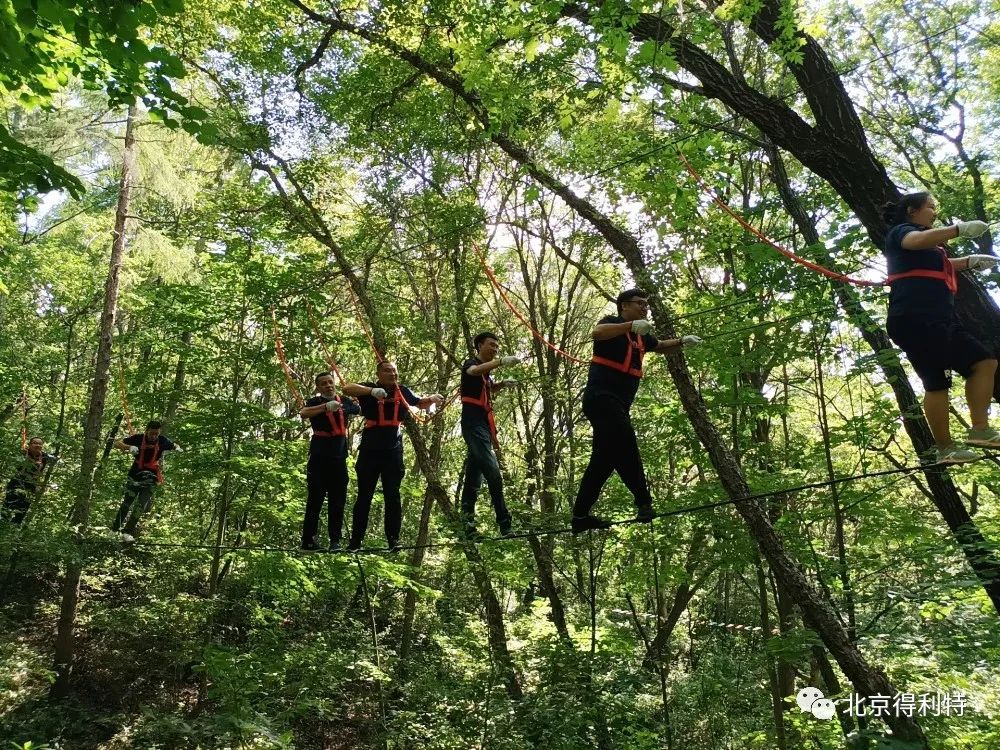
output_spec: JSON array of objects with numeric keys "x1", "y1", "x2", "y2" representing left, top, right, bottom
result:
[{"x1": 884, "y1": 192, "x2": 999, "y2": 463}]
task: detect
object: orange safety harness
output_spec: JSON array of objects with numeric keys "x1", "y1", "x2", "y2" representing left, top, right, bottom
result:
[
  {"x1": 311, "y1": 396, "x2": 347, "y2": 438},
  {"x1": 136, "y1": 435, "x2": 164, "y2": 484},
  {"x1": 591, "y1": 331, "x2": 647, "y2": 377},
  {"x1": 365, "y1": 386, "x2": 406, "y2": 430},
  {"x1": 461, "y1": 369, "x2": 498, "y2": 446},
  {"x1": 885, "y1": 247, "x2": 958, "y2": 295}
]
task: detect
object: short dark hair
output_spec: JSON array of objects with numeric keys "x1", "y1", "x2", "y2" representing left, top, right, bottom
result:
[
  {"x1": 616, "y1": 288, "x2": 649, "y2": 315},
  {"x1": 376, "y1": 360, "x2": 395, "y2": 372},
  {"x1": 145, "y1": 420, "x2": 163, "y2": 431},
  {"x1": 473, "y1": 332, "x2": 498, "y2": 350},
  {"x1": 315, "y1": 371, "x2": 334, "y2": 385},
  {"x1": 28, "y1": 436, "x2": 43, "y2": 445},
  {"x1": 883, "y1": 192, "x2": 932, "y2": 226}
]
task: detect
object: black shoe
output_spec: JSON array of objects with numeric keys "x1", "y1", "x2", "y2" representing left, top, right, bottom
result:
[
  {"x1": 387, "y1": 542, "x2": 402, "y2": 554},
  {"x1": 347, "y1": 543, "x2": 362, "y2": 553},
  {"x1": 463, "y1": 525, "x2": 484, "y2": 542},
  {"x1": 301, "y1": 540, "x2": 322, "y2": 552},
  {"x1": 572, "y1": 515, "x2": 613, "y2": 534},
  {"x1": 499, "y1": 524, "x2": 515, "y2": 538},
  {"x1": 329, "y1": 540, "x2": 342, "y2": 552},
  {"x1": 636, "y1": 504, "x2": 655, "y2": 523}
]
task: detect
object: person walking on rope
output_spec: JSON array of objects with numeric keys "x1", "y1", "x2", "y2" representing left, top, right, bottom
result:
[
  {"x1": 343, "y1": 361, "x2": 443, "y2": 551},
  {"x1": 572, "y1": 289, "x2": 703, "y2": 533},
  {"x1": 112, "y1": 420, "x2": 180, "y2": 540},
  {"x1": 883, "y1": 193, "x2": 1000, "y2": 464},
  {"x1": 460, "y1": 332, "x2": 521, "y2": 540},
  {"x1": 299, "y1": 371, "x2": 361, "y2": 551},
  {"x1": 2, "y1": 437, "x2": 58, "y2": 526}
]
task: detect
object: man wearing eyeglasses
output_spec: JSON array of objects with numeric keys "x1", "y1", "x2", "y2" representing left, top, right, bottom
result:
[{"x1": 572, "y1": 288, "x2": 703, "y2": 533}]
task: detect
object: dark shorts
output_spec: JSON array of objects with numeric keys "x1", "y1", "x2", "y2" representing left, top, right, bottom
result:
[{"x1": 887, "y1": 315, "x2": 994, "y2": 391}]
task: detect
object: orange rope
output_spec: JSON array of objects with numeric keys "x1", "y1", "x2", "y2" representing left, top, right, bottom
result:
[
  {"x1": 19, "y1": 391, "x2": 27, "y2": 452},
  {"x1": 346, "y1": 284, "x2": 385, "y2": 363},
  {"x1": 270, "y1": 308, "x2": 306, "y2": 410},
  {"x1": 675, "y1": 150, "x2": 884, "y2": 288},
  {"x1": 471, "y1": 244, "x2": 588, "y2": 365},
  {"x1": 305, "y1": 302, "x2": 346, "y2": 384},
  {"x1": 117, "y1": 360, "x2": 134, "y2": 434}
]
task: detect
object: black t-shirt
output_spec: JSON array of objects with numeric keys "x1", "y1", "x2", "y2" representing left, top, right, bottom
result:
[
  {"x1": 583, "y1": 315, "x2": 658, "y2": 408},
  {"x1": 357, "y1": 383, "x2": 421, "y2": 451},
  {"x1": 885, "y1": 223, "x2": 955, "y2": 320},
  {"x1": 6, "y1": 451, "x2": 56, "y2": 493},
  {"x1": 123, "y1": 433, "x2": 175, "y2": 477},
  {"x1": 461, "y1": 357, "x2": 493, "y2": 427},
  {"x1": 304, "y1": 394, "x2": 360, "y2": 458}
]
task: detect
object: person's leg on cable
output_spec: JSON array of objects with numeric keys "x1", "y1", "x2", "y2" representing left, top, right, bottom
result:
[
  {"x1": 327, "y1": 456, "x2": 349, "y2": 551},
  {"x1": 572, "y1": 397, "x2": 618, "y2": 532},
  {"x1": 112, "y1": 479, "x2": 140, "y2": 532},
  {"x1": 302, "y1": 461, "x2": 326, "y2": 550},
  {"x1": 956, "y1": 328, "x2": 1000, "y2": 446},
  {"x1": 889, "y1": 316, "x2": 977, "y2": 464},
  {"x1": 606, "y1": 400, "x2": 654, "y2": 521},
  {"x1": 381, "y1": 447, "x2": 405, "y2": 551},
  {"x1": 349, "y1": 450, "x2": 379, "y2": 551},
  {"x1": 459, "y1": 436, "x2": 484, "y2": 538}
]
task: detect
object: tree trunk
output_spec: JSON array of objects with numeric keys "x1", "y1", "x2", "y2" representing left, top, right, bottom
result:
[
  {"x1": 51, "y1": 105, "x2": 138, "y2": 698},
  {"x1": 766, "y1": 141, "x2": 1000, "y2": 613},
  {"x1": 163, "y1": 330, "x2": 192, "y2": 428},
  {"x1": 298, "y1": 22, "x2": 926, "y2": 743}
]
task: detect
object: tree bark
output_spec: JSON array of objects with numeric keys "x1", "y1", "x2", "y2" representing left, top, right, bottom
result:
[
  {"x1": 51, "y1": 105, "x2": 138, "y2": 698},
  {"x1": 766, "y1": 141, "x2": 1000, "y2": 613},
  {"x1": 299, "y1": 28, "x2": 926, "y2": 742}
]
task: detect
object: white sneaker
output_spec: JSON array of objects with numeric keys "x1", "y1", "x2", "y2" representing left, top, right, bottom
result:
[
  {"x1": 119, "y1": 532, "x2": 136, "y2": 544},
  {"x1": 935, "y1": 445, "x2": 980, "y2": 464},
  {"x1": 965, "y1": 427, "x2": 1000, "y2": 447}
]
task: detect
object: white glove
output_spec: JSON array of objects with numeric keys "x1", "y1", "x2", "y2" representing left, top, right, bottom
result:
[
  {"x1": 173, "y1": 445, "x2": 184, "y2": 453},
  {"x1": 681, "y1": 335, "x2": 703, "y2": 346},
  {"x1": 631, "y1": 319, "x2": 652, "y2": 335},
  {"x1": 325, "y1": 399, "x2": 342, "y2": 412},
  {"x1": 955, "y1": 220, "x2": 990, "y2": 239},
  {"x1": 966, "y1": 254, "x2": 999, "y2": 271},
  {"x1": 499, "y1": 355, "x2": 520, "y2": 366},
  {"x1": 370, "y1": 387, "x2": 388, "y2": 400},
  {"x1": 129, "y1": 445, "x2": 140, "y2": 455}
]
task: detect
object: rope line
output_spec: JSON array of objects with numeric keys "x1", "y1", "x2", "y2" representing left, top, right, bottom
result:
[
  {"x1": 305, "y1": 301, "x2": 346, "y2": 384},
  {"x1": 128, "y1": 454, "x2": 986, "y2": 557},
  {"x1": 472, "y1": 244, "x2": 589, "y2": 365},
  {"x1": 675, "y1": 150, "x2": 885, "y2": 288},
  {"x1": 117, "y1": 359, "x2": 134, "y2": 434},
  {"x1": 18, "y1": 391, "x2": 28, "y2": 452},
  {"x1": 346, "y1": 283, "x2": 385, "y2": 364},
  {"x1": 270, "y1": 308, "x2": 306, "y2": 410}
]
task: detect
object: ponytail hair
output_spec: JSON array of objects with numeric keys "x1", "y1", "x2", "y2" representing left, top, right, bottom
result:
[{"x1": 883, "y1": 192, "x2": 932, "y2": 226}]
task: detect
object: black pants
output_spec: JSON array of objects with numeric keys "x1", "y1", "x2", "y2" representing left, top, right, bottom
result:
[
  {"x1": 112, "y1": 472, "x2": 159, "y2": 534},
  {"x1": 2, "y1": 480, "x2": 31, "y2": 525},
  {"x1": 460, "y1": 421, "x2": 510, "y2": 530},
  {"x1": 350, "y1": 447, "x2": 405, "y2": 548},
  {"x1": 303, "y1": 454, "x2": 349, "y2": 545},
  {"x1": 573, "y1": 396, "x2": 653, "y2": 517}
]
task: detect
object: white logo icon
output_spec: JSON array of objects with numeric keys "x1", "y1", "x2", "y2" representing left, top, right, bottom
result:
[{"x1": 796, "y1": 687, "x2": 836, "y2": 720}]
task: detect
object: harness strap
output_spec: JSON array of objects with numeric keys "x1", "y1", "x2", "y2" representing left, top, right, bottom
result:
[
  {"x1": 887, "y1": 249, "x2": 957, "y2": 295},
  {"x1": 591, "y1": 331, "x2": 646, "y2": 377}
]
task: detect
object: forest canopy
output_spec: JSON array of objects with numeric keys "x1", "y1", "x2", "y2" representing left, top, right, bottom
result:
[{"x1": 2, "y1": 0, "x2": 1000, "y2": 748}]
